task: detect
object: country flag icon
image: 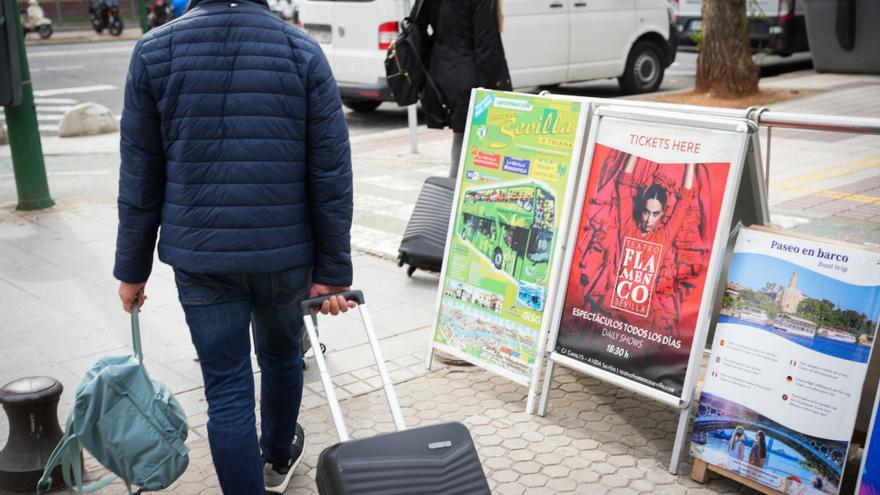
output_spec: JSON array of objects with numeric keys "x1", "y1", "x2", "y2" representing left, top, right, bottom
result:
[
  {"x1": 782, "y1": 394, "x2": 789, "y2": 401},
  {"x1": 786, "y1": 376, "x2": 793, "y2": 383},
  {"x1": 720, "y1": 339, "x2": 726, "y2": 346},
  {"x1": 716, "y1": 357, "x2": 722, "y2": 363},
  {"x1": 790, "y1": 360, "x2": 797, "y2": 367}
]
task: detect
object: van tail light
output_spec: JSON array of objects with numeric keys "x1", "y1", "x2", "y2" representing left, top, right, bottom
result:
[
  {"x1": 779, "y1": 0, "x2": 795, "y2": 23},
  {"x1": 378, "y1": 22, "x2": 399, "y2": 50},
  {"x1": 670, "y1": 0, "x2": 679, "y2": 21}
]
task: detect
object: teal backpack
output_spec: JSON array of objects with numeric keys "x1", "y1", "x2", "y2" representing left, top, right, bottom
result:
[{"x1": 38, "y1": 305, "x2": 189, "y2": 494}]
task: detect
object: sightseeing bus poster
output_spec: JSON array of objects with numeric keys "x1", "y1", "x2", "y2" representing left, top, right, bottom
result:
[
  {"x1": 555, "y1": 115, "x2": 744, "y2": 400},
  {"x1": 691, "y1": 227, "x2": 880, "y2": 495},
  {"x1": 432, "y1": 90, "x2": 586, "y2": 384}
]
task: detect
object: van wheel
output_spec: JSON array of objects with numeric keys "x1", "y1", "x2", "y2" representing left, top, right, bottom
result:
[
  {"x1": 618, "y1": 41, "x2": 665, "y2": 94},
  {"x1": 342, "y1": 99, "x2": 382, "y2": 113}
]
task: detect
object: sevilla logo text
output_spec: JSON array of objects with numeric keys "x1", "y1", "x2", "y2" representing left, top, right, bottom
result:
[{"x1": 610, "y1": 237, "x2": 662, "y2": 317}]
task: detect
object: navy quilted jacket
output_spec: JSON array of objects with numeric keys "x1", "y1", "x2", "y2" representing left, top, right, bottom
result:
[{"x1": 113, "y1": 0, "x2": 353, "y2": 285}]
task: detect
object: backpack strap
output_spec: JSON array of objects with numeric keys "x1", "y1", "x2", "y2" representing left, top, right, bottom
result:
[
  {"x1": 37, "y1": 420, "x2": 118, "y2": 494},
  {"x1": 131, "y1": 302, "x2": 144, "y2": 363},
  {"x1": 402, "y1": 34, "x2": 450, "y2": 119},
  {"x1": 37, "y1": 421, "x2": 76, "y2": 494},
  {"x1": 407, "y1": 0, "x2": 425, "y2": 22}
]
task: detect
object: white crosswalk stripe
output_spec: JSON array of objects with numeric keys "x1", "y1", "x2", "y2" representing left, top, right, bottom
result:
[
  {"x1": 35, "y1": 106, "x2": 76, "y2": 113},
  {"x1": 1, "y1": 99, "x2": 79, "y2": 136},
  {"x1": 357, "y1": 175, "x2": 422, "y2": 192},
  {"x1": 32, "y1": 84, "x2": 118, "y2": 97},
  {"x1": 34, "y1": 98, "x2": 77, "y2": 105},
  {"x1": 350, "y1": 224, "x2": 402, "y2": 260},
  {"x1": 416, "y1": 166, "x2": 449, "y2": 176},
  {"x1": 354, "y1": 193, "x2": 414, "y2": 221}
]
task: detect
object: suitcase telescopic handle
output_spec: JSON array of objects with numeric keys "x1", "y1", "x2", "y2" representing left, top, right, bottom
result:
[
  {"x1": 301, "y1": 289, "x2": 406, "y2": 442},
  {"x1": 300, "y1": 290, "x2": 365, "y2": 316}
]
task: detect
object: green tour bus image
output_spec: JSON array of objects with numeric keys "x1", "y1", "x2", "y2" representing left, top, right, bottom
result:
[{"x1": 458, "y1": 182, "x2": 556, "y2": 310}]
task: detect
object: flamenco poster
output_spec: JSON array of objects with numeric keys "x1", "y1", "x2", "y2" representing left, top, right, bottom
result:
[{"x1": 555, "y1": 114, "x2": 744, "y2": 400}]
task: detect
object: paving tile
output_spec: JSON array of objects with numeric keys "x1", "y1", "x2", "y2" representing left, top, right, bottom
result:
[
  {"x1": 520, "y1": 473, "x2": 549, "y2": 488},
  {"x1": 493, "y1": 469, "x2": 519, "y2": 483}
]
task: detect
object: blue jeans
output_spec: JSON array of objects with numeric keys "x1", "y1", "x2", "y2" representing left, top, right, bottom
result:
[{"x1": 174, "y1": 266, "x2": 311, "y2": 495}]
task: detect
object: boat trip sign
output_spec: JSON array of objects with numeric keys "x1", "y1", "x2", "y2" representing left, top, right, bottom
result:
[
  {"x1": 691, "y1": 226, "x2": 880, "y2": 495},
  {"x1": 429, "y1": 90, "x2": 588, "y2": 389}
]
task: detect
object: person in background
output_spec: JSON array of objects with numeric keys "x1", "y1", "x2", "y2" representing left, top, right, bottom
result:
[
  {"x1": 113, "y1": 0, "x2": 354, "y2": 492},
  {"x1": 416, "y1": 0, "x2": 512, "y2": 177}
]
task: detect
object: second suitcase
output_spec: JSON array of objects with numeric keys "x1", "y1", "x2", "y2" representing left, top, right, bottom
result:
[
  {"x1": 398, "y1": 176, "x2": 456, "y2": 277},
  {"x1": 300, "y1": 290, "x2": 491, "y2": 495}
]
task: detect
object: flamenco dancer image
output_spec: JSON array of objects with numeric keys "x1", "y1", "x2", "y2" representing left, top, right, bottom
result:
[
  {"x1": 571, "y1": 149, "x2": 707, "y2": 342},
  {"x1": 618, "y1": 154, "x2": 696, "y2": 242}
]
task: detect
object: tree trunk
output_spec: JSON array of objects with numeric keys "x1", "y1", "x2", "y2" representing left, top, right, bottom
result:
[{"x1": 695, "y1": 0, "x2": 759, "y2": 98}]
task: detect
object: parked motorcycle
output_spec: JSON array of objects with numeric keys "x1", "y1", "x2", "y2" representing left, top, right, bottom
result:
[
  {"x1": 20, "y1": 0, "x2": 53, "y2": 40},
  {"x1": 147, "y1": 0, "x2": 173, "y2": 29},
  {"x1": 88, "y1": 0, "x2": 124, "y2": 36}
]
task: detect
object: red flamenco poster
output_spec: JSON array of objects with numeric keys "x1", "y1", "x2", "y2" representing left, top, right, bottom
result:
[{"x1": 555, "y1": 115, "x2": 742, "y2": 401}]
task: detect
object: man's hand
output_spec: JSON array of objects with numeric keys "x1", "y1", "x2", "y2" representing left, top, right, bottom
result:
[
  {"x1": 308, "y1": 283, "x2": 357, "y2": 315},
  {"x1": 119, "y1": 282, "x2": 147, "y2": 314}
]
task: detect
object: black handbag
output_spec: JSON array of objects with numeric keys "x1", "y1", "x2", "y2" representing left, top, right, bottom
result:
[{"x1": 384, "y1": 0, "x2": 447, "y2": 113}]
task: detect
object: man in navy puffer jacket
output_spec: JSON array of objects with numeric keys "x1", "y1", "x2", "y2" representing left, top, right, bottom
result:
[{"x1": 112, "y1": 0, "x2": 354, "y2": 492}]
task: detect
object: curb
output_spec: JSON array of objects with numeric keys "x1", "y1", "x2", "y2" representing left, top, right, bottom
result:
[{"x1": 25, "y1": 32, "x2": 141, "y2": 46}]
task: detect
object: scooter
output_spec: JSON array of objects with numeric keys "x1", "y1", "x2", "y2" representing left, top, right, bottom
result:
[
  {"x1": 147, "y1": 0, "x2": 174, "y2": 29},
  {"x1": 88, "y1": 0, "x2": 124, "y2": 36},
  {"x1": 20, "y1": 0, "x2": 53, "y2": 40}
]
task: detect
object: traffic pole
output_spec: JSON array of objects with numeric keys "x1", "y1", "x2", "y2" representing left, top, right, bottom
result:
[
  {"x1": 4, "y1": 8, "x2": 53, "y2": 211},
  {"x1": 138, "y1": 0, "x2": 149, "y2": 33}
]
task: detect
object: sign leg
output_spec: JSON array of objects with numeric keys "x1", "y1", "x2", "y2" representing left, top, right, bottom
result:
[
  {"x1": 668, "y1": 404, "x2": 692, "y2": 475},
  {"x1": 537, "y1": 358, "x2": 556, "y2": 417},
  {"x1": 691, "y1": 459, "x2": 710, "y2": 483},
  {"x1": 425, "y1": 345, "x2": 434, "y2": 371}
]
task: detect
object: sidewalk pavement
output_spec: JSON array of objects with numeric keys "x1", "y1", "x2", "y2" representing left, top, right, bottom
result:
[
  {"x1": 24, "y1": 28, "x2": 141, "y2": 46},
  {"x1": 1, "y1": 69, "x2": 878, "y2": 494}
]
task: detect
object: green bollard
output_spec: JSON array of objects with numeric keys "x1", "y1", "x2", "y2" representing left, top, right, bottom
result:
[
  {"x1": 4, "y1": 7, "x2": 53, "y2": 211},
  {"x1": 139, "y1": 0, "x2": 150, "y2": 33}
]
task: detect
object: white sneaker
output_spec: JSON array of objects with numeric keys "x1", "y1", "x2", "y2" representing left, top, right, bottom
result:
[{"x1": 263, "y1": 423, "x2": 305, "y2": 494}]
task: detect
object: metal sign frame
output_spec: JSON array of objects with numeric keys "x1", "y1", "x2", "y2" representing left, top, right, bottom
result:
[
  {"x1": 536, "y1": 105, "x2": 755, "y2": 474},
  {"x1": 425, "y1": 89, "x2": 591, "y2": 414},
  {"x1": 857, "y1": 385, "x2": 880, "y2": 494}
]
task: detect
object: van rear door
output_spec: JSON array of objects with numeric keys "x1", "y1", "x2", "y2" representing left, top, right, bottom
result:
[
  {"x1": 330, "y1": 0, "x2": 402, "y2": 89},
  {"x1": 301, "y1": 0, "x2": 402, "y2": 90},
  {"x1": 300, "y1": 1, "x2": 335, "y2": 66}
]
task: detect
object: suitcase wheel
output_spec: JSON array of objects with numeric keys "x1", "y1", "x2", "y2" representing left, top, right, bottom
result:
[{"x1": 320, "y1": 343, "x2": 327, "y2": 354}]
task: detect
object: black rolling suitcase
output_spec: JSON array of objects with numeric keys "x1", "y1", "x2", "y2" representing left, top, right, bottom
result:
[
  {"x1": 301, "y1": 291, "x2": 491, "y2": 495},
  {"x1": 398, "y1": 176, "x2": 456, "y2": 277}
]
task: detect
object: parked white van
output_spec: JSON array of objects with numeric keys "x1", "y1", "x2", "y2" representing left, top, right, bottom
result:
[{"x1": 299, "y1": 0, "x2": 678, "y2": 112}]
